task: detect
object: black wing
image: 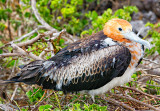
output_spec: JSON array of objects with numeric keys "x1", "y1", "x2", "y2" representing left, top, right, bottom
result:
[
  {"x1": 47, "y1": 45, "x2": 131, "y2": 93},
  {"x1": 7, "y1": 31, "x2": 131, "y2": 93}
]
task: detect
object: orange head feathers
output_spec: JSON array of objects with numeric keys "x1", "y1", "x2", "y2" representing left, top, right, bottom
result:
[
  {"x1": 103, "y1": 18, "x2": 151, "y2": 49},
  {"x1": 103, "y1": 18, "x2": 132, "y2": 43}
]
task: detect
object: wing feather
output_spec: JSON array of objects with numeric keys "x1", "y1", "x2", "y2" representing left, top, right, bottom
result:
[
  {"x1": 7, "y1": 31, "x2": 131, "y2": 93},
  {"x1": 46, "y1": 45, "x2": 131, "y2": 92}
]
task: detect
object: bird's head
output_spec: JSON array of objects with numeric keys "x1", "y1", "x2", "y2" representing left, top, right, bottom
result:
[{"x1": 103, "y1": 18, "x2": 150, "y2": 49}]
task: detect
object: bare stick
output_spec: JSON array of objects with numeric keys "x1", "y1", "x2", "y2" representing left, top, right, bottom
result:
[
  {"x1": 18, "y1": 84, "x2": 27, "y2": 93},
  {"x1": 120, "y1": 86, "x2": 160, "y2": 100},
  {"x1": 16, "y1": 31, "x2": 54, "y2": 47},
  {"x1": 13, "y1": 25, "x2": 46, "y2": 43},
  {"x1": 0, "y1": 104, "x2": 18, "y2": 111},
  {"x1": 8, "y1": 13, "x2": 13, "y2": 40},
  {"x1": 138, "y1": 64, "x2": 160, "y2": 76},
  {"x1": 143, "y1": 58, "x2": 160, "y2": 65},
  {"x1": 31, "y1": 0, "x2": 78, "y2": 44},
  {"x1": 11, "y1": 85, "x2": 18, "y2": 101},
  {"x1": 105, "y1": 97, "x2": 135, "y2": 111},
  {"x1": 31, "y1": 0, "x2": 57, "y2": 32},
  {"x1": 11, "y1": 43, "x2": 43, "y2": 60},
  {"x1": 47, "y1": 42, "x2": 54, "y2": 56},
  {"x1": 39, "y1": 49, "x2": 47, "y2": 59},
  {"x1": 32, "y1": 0, "x2": 78, "y2": 43},
  {"x1": 110, "y1": 93, "x2": 160, "y2": 111},
  {"x1": 0, "y1": 53, "x2": 23, "y2": 58}
]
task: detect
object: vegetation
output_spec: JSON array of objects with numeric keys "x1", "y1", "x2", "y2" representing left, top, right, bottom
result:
[{"x1": 0, "y1": 0, "x2": 160, "y2": 110}]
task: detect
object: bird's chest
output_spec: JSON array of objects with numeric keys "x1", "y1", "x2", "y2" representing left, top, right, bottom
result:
[{"x1": 127, "y1": 43, "x2": 143, "y2": 68}]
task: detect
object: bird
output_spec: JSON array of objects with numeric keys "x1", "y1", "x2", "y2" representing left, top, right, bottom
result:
[{"x1": 6, "y1": 18, "x2": 150, "y2": 101}]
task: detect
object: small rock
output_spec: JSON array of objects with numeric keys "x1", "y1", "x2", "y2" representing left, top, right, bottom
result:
[
  {"x1": 130, "y1": 0, "x2": 144, "y2": 11},
  {"x1": 130, "y1": 20, "x2": 150, "y2": 37},
  {"x1": 132, "y1": 12, "x2": 143, "y2": 21},
  {"x1": 152, "y1": 0, "x2": 160, "y2": 17},
  {"x1": 130, "y1": 0, "x2": 160, "y2": 18},
  {"x1": 143, "y1": 0, "x2": 153, "y2": 11},
  {"x1": 143, "y1": 11, "x2": 157, "y2": 24}
]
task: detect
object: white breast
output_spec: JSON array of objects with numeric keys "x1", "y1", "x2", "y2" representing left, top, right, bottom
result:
[
  {"x1": 102, "y1": 38, "x2": 117, "y2": 46},
  {"x1": 88, "y1": 66, "x2": 135, "y2": 96}
]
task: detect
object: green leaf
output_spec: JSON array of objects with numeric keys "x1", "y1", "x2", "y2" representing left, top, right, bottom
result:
[
  {"x1": 38, "y1": 104, "x2": 53, "y2": 111},
  {"x1": 0, "y1": 49, "x2": 3, "y2": 54},
  {"x1": 26, "y1": 90, "x2": 33, "y2": 98},
  {"x1": 21, "y1": 108, "x2": 28, "y2": 111},
  {"x1": 59, "y1": 39, "x2": 65, "y2": 46},
  {"x1": 6, "y1": 8, "x2": 12, "y2": 13},
  {"x1": 81, "y1": 30, "x2": 89, "y2": 37},
  {"x1": 54, "y1": 108, "x2": 61, "y2": 111},
  {"x1": 24, "y1": 12, "x2": 31, "y2": 18},
  {"x1": 0, "y1": 22, "x2": 5, "y2": 31},
  {"x1": 86, "y1": 0, "x2": 94, "y2": 3},
  {"x1": 131, "y1": 73, "x2": 137, "y2": 79},
  {"x1": 61, "y1": 5, "x2": 76, "y2": 18},
  {"x1": 1, "y1": 0, "x2": 6, "y2": 3},
  {"x1": 6, "y1": 60, "x2": 16, "y2": 67}
]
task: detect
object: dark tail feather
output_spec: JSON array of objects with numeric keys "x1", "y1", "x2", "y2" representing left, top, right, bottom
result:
[
  {"x1": 6, "y1": 60, "x2": 48, "y2": 85},
  {"x1": 6, "y1": 73, "x2": 21, "y2": 82},
  {"x1": 4, "y1": 60, "x2": 57, "y2": 90}
]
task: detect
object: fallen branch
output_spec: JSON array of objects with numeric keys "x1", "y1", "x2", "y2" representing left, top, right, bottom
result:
[
  {"x1": 143, "y1": 58, "x2": 160, "y2": 65},
  {"x1": 47, "y1": 42, "x2": 54, "y2": 57},
  {"x1": 0, "y1": 31, "x2": 54, "y2": 59},
  {"x1": 13, "y1": 25, "x2": 47, "y2": 43},
  {"x1": 120, "y1": 86, "x2": 160, "y2": 100},
  {"x1": 11, "y1": 43, "x2": 43, "y2": 60},
  {"x1": 16, "y1": 30, "x2": 54, "y2": 47},
  {"x1": 0, "y1": 104, "x2": 18, "y2": 111},
  {"x1": 39, "y1": 49, "x2": 47, "y2": 59},
  {"x1": 31, "y1": 0, "x2": 57, "y2": 32},
  {"x1": 11, "y1": 85, "x2": 18, "y2": 101},
  {"x1": 105, "y1": 97, "x2": 135, "y2": 110},
  {"x1": 0, "y1": 53, "x2": 23, "y2": 58},
  {"x1": 110, "y1": 92, "x2": 160, "y2": 111},
  {"x1": 138, "y1": 63, "x2": 160, "y2": 76}
]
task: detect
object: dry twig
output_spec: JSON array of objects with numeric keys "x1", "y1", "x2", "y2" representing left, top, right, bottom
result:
[
  {"x1": 143, "y1": 58, "x2": 160, "y2": 65},
  {"x1": 110, "y1": 92, "x2": 160, "y2": 111},
  {"x1": 105, "y1": 97, "x2": 135, "y2": 111},
  {"x1": 120, "y1": 86, "x2": 160, "y2": 100},
  {"x1": 13, "y1": 25, "x2": 47, "y2": 43},
  {"x1": 0, "y1": 53, "x2": 22, "y2": 58},
  {"x1": 16, "y1": 31, "x2": 54, "y2": 47},
  {"x1": 11, "y1": 85, "x2": 18, "y2": 101},
  {"x1": 31, "y1": 0, "x2": 57, "y2": 32},
  {"x1": 11, "y1": 43, "x2": 43, "y2": 60}
]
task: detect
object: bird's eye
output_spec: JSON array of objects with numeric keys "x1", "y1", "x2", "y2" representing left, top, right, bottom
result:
[{"x1": 118, "y1": 28, "x2": 122, "y2": 31}]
